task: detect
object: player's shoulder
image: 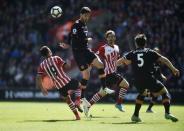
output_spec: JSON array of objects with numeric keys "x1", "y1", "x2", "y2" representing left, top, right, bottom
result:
[
  {"x1": 73, "y1": 20, "x2": 81, "y2": 27},
  {"x1": 53, "y1": 56, "x2": 63, "y2": 61},
  {"x1": 114, "y1": 44, "x2": 119, "y2": 50}
]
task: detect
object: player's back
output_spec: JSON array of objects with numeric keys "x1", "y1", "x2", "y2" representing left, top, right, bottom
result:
[
  {"x1": 71, "y1": 20, "x2": 88, "y2": 50},
  {"x1": 39, "y1": 56, "x2": 71, "y2": 88},
  {"x1": 125, "y1": 48, "x2": 160, "y2": 80}
]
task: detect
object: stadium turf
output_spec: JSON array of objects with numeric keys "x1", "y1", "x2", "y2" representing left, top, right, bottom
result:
[{"x1": 0, "y1": 102, "x2": 183, "y2": 131}]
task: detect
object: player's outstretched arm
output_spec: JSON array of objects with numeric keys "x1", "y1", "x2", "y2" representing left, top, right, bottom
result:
[
  {"x1": 58, "y1": 42, "x2": 70, "y2": 49},
  {"x1": 36, "y1": 75, "x2": 48, "y2": 96},
  {"x1": 117, "y1": 57, "x2": 131, "y2": 66},
  {"x1": 158, "y1": 56, "x2": 180, "y2": 77},
  {"x1": 63, "y1": 59, "x2": 71, "y2": 69}
]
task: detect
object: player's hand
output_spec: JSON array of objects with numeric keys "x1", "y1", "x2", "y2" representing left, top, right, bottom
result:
[
  {"x1": 172, "y1": 68, "x2": 180, "y2": 77},
  {"x1": 41, "y1": 88, "x2": 48, "y2": 96},
  {"x1": 58, "y1": 42, "x2": 70, "y2": 49},
  {"x1": 161, "y1": 74, "x2": 167, "y2": 81},
  {"x1": 87, "y1": 37, "x2": 92, "y2": 42}
]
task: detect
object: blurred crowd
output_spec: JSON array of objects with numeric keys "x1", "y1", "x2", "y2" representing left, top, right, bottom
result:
[{"x1": 0, "y1": 0, "x2": 183, "y2": 94}]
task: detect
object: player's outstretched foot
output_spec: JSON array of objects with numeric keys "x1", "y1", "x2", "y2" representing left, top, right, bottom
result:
[
  {"x1": 131, "y1": 115, "x2": 142, "y2": 122},
  {"x1": 146, "y1": 109, "x2": 154, "y2": 113},
  {"x1": 104, "y1": 87, "x2": 115, "y2": 94},
  {"x1": 165, "y1": 113, "x2": 178, "y2": 122},
  {"x1": 82, "y1": 98, "x2": 91, "y2": 117},
  {"x1": 115, "y1": 104, "x2": 125, "y2": 112}
]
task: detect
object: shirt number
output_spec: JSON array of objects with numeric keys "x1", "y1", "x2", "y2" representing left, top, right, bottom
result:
[{"x1": 137, "y1": 53, "x2": 144, "y2": 67}]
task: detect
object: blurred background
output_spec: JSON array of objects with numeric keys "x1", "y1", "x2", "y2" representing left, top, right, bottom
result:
[{"x1": 0, "y1": 0, "x2": 183, "y2": 103}]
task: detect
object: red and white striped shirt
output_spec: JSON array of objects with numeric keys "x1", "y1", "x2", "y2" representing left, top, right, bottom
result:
[
  {"x1": 37, "y1": 56, "x2": 71, "y2": 89},
  {"x1": 97, "y1": 44, "x2": 120, "y2": 75}
]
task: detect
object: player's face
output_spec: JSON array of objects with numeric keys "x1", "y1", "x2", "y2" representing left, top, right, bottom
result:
[
  {"x1": 47, "y1": 47, "x2": 52, "y2": 56},
  {"x1": 106, "y1": 33, "x2": 116, "y2": 46},
  {"x1": 81, "y1": 13, "x2": 91, "y2": 23}
]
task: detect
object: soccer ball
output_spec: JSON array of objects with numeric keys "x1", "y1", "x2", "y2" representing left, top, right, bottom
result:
[{"x1": 50, "y1": 6, "x2": 62, "y2": 18}]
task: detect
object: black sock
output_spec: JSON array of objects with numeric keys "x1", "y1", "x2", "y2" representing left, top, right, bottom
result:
[
  {"x1": 100, "y1": 77, "x2": 106, "y2": 89},
  {"x1": 134, "y1": 94, "x2": 144, "y2": 117},
  {"x1": 163, "y1": 102, "x2": 170, "y2": 114},
  {"x1": 134, "y1": 103, "x2": 142, "y2": 117},
  {"x1": 162, "y1": 93, "x2": 170, "y2": 114},
  {"x1": 147, "y1": 102, "x2": 154, "y2": 110}
]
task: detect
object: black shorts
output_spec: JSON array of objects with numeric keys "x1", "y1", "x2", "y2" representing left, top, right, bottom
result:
[
  {"x1": 134, "y1": 77, "x2": 164, "y2": 94},
  {"x1": 58, "y1": 79, "x2": 79, "y2": 97},
  {"x1": 73, "y1": 49, "x2": 97, "y2": 71},
  {"x1": 106, "y1": 73, "x2": 124, "y2": 87}
]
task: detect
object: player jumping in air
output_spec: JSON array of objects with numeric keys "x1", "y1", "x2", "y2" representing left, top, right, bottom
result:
[
  {"x1": 62, "y1": 7, "x2": 114, "y2": 102},
  {"x1": 117, "y1": 34, "x2": 180, "y2": 122},
  {"x1": 83, "y1": 30, "x2": 129, "y2": 116},
  {"x1": 36, "y1": 46, "x2": 82, "y2": 120}
]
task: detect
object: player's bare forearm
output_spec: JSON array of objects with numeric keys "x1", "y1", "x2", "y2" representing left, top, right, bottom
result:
[
  {"x1": 36, "y1": 75, "x2": 48, "y2": 96},
  {"x1": 63, "y1": 59, "x2": 71, "y2": 69},
  {"x1": 117, "y1": 57, "x2": 131, "y2": 66},
  {"x1": 58, "y1": 42, "x2": 70, "y2": 49},
  {"x1": 158, "y1": 56, "x2": 180, "y2": 76},
  {"x1": 36, "y1": 75, "x2": 43, "y2": 89},
  {"x1": 161, "y1": 73, "x2": 167, "y2": 81}
]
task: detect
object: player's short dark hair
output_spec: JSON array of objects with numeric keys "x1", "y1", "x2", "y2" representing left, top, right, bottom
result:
[
  {"x1": 80, "y1": 7, "x2": 91, "y2": 14},
  {"x1": 134, "y1": 34, "x2": 147, "y2": 47},
  {"x1": 40, "y1": 46, "x2": 50, "y2": 57}
]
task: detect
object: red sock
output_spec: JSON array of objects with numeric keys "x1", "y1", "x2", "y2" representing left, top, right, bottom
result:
[
  {"x1": 66, "y1": 95, "x2": 80, "y2": 119},
  {"x1": 89, "y1": 93, "x2": 103, "y2": 106},
  {"x1": 116, "y1": 87, "x2": 128, "y2": 104}
]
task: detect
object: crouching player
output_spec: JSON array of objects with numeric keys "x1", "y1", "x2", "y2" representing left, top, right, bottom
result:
[
  {"x1": 36, "y1": 46, "x2": 82, "y2": 120},
  {"x1": 117, "y1": 34, "x2": 179, "y2": 122},
  {"x1": 83, "y1": 30, "x2": 129, "y2": 116}
]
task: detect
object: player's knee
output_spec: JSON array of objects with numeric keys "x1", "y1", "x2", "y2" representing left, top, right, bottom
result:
[
  {"x1": 120, "y1": 79, "x2": 129, "y2": 89},
  {"x1": 162, "y1": 93, "x2": 170, "y2": 101},
  {"x1": 80, "y1": 79, "x2": 88, "y2": 87}
]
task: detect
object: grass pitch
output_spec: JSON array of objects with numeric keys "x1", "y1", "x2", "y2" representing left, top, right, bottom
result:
[{"x1": 0, "y1": 102, "x2": 184, "y2": 131}]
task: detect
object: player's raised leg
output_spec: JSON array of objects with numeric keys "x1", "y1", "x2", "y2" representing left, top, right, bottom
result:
[
  {"x1": 92, "y1": 57, "x2": 115, "y2": 94},
  {"x1": 66, "y1": 95, "x2": 80, "y2": 120},
  {"x1": 115, "y1": 79, "x2": 129, "y2": 112}
]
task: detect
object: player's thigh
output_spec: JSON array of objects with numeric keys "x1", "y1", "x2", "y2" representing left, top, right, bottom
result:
[
  {"x1": 91, "y1": 55, "x2": 103, "y2": 68},
  {"x1": 134, "y1": 81, "x2": 147, "y2": 94},
  {"x1": 119, "y1": 78, "x2": 129, "y2": 88},
  {"x1": 58, "y1": 79, "x2": 80, "y2": 97},
  {"x1": 73, "y1": 51, "x2": 89, "y2": 71},
  {"x1": 81, "y1": 68, "x2": 91, "y2": 80},
  {"x1": 106, "y1": 73, "x2": 123, "y2": 87}
]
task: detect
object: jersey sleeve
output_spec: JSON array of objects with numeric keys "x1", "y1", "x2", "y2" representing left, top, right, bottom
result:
[
  {"x1": 37, "y1": 64, "x2": 45, "y2": 75},
  {"x1": 55, "y1": 56, "x2": 66, "y2": 66},
  {"x1": 149, "y1": 49, "x2": 161, "y2": 61},
  {"x1": 96, "y1": 46, "x2": 105, "y2": 58},
  {"x1": 124, "y1": 51, "x2": 133, "y2": 60}
]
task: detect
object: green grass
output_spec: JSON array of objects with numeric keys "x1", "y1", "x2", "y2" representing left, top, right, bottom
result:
[{"x1": 0, "y1": 102, "x2": 184, "y2": 131}]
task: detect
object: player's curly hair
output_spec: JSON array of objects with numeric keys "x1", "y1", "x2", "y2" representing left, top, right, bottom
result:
[
  {"x1": 105, "y1": 30, "x2": 115, "y2": 39},
  {"x1": 134, "y1": 34, "x2": 147, "y2": 47},
  {"x1": 40, "y1": 46, "x2": 50, "y2": 57},
  {"x1": 80, "y1": 7, "x2": 91, "y2": 14}
]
